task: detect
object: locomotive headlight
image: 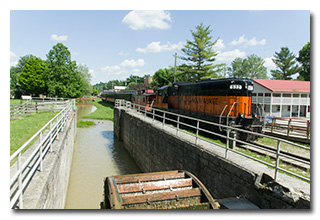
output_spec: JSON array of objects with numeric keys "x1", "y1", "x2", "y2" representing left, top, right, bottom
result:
[
  {"x1": 248, "y1": 85, "x2": 253, "y2": 91},
  {"x1": 229, "y1": 84, "x2": 242, "y2": 90}
]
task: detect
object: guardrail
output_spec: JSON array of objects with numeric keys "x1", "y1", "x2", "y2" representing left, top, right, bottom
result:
[
  {"x1": 10, "y1": 99, "x2": 76, "y2": 209},
  {"x1": 10, "y1": 99, "x2": 70, "y2": 119},
  {"x1": 115, "y1": 99, "x2": 310, "y2": 183}
]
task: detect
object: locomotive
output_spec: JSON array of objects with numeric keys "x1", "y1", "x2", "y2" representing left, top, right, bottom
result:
[
  {"x1": 152, "y1": 78, "x2": 263, "y2": 140},
  {"x1": 101, "y1": 78, "x2": 263, "y2": 140}
]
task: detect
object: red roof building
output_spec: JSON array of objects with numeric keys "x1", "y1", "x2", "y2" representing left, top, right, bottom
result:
[{"x1": 251, "y1": 79, "x2": 310, "y2": 118}]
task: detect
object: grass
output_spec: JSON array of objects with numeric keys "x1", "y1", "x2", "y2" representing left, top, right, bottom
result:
[
  {"x1": 81, "y1": 98, "x2": 114, "y2": 120},
  {"x1": 10, "y1": 112, "x2": 58, "y2": 156},
  {"x1": 77, "y1": 120, "x2": 95, "y2": 128}
]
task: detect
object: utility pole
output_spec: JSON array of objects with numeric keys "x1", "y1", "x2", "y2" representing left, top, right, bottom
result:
[{"x1": 173, "y1": 52, "x2": 177, "y2": 82}]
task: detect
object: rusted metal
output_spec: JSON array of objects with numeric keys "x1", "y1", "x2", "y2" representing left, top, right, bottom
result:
[{"x1": 101, "y1": 170, "x2": 220, "y2": 209}]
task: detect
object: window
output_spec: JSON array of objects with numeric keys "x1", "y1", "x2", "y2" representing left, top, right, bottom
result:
[
  {"x1": 287, "y1": 106, "x2": 291, "y2": 111},
  {"x1": 273, "y1": 93, "x2": 281, "y2": 97},
  {"x1": 258, "y1": 93, "x2": 263, "y2": 97},
  {"x1": 283, "y1": 94, "x2": 291, "y2": 97},
  {"x1": 265, "y1": 93, "x2": 271, "y2": 97},
  {"x1": 277, "y1": 106, "x2": 281, "y2": 111},
  {"x1": 301, "y1": 94, "x2": 308, "y2": 98}
]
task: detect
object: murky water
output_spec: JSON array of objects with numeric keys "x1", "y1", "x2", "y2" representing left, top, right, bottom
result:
[{"x1": 65, "y1": 105, "x2": 141, "y2": 209}]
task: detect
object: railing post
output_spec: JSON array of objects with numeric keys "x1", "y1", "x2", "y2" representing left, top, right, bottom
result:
[
  {"x1": 39, "y1": 131, "x2": 43, "y2": 171},
  {"x1": 195, "y1": 120, "x2": 200, "y2": 145},
  {"x1": 49, "y1": 122, "x2": 53, "y2": 152},
  {"x1": 176, "y1": 116, "x2": 180, "y2": 136},
  {"x1": 225, "y1": 128, "x2": 230, "y2": 159},
  {"x1": 274, "y1": 140, "x2": 281, "y2": 181},
  {"x1": 162, "y1": 112, "x2": 166, "y2": 129},
  {"x1": 287, "y1": 119, "x2": 292, "y2": 136},
  {"x1": 17, "y1": 152, "x2": 23, "y2": 208},
  {"x1": 152, "y1": 109, "x2": 155, "y2": 122}
]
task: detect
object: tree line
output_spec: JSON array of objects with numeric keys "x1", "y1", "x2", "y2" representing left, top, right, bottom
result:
[
  {"x1": 93, "y1": 24, "x2": 309, "y2": 92},
  {"x1": 10, "y1": 43, "x2": 92, "y2": 98}
]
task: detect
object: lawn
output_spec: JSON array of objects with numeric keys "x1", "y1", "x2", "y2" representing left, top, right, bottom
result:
[
  {"x1": 81, "y1": 98, "x2": 114, "y2": 120},
  {"x1": 10, "y1": 112, "x2": 58, "y2": 156}
]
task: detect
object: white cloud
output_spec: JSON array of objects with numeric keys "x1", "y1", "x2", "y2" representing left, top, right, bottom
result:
[
  {"x1": 10, "y1": 51, "x2": 18, "y2": 66},
  {"x1": 120, "y1": 59, "x2": 145, "y2": 68},
  {"x1": 122, "y1": 10, "x2": 172, "y2": 30},
  {"x1": 216, "y1": 49, "x2": 246, "y2": 62},
  {"x1": 264, "y1": 57, "x2": 277, "y2": 69},
  {"x1": 50, "y1": 34, "x2": 68, "y2": 41},
  {"x1": 136, "y1": 41, "x2": 184, "y2": 53},
  {"x1": 213, "y1": 39, "x2": 226, "y2": 51},
  {"x1": 230, "y1": 35, "x2": 266, "y2": 47}
]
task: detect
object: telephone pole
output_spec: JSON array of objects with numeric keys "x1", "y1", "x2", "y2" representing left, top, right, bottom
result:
[{"x1": 173, "y1": 52, "x2": 177, "y2": 82}]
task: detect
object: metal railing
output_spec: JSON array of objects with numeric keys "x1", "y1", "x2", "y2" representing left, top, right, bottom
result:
[
  {"x1": 10, "y1": 99, "x2": 76, "y2": 209},
  {"x1": 115, "y1": 99, "x2": 310, "y2": 183}
]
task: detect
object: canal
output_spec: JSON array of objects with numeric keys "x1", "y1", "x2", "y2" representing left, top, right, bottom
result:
[{"x1": 65, "y1": 104, "x2": 141, "y2": 209}]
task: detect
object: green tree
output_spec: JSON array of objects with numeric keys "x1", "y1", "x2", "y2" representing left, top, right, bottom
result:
[
  {"x1": 180, "y1": 23, "x2": 223, "y2": 81},
  {"x1": 10, "y1": 54, "x2": 37, "y2": 98},
  {"x1": 18, "y1": 57, "x2": 47, "y2": 96},
  {"x1": 77, "y1": 64, "x2": 93, "y2": 95},
  {"x1": 46, "y1": 43, "x2": 85, "y2": 98},
  {"x1": 296, "y1": 42, "x2": 310, "y2": 81},
  {"x1": 271, "y1": 47, "x2": 301, "y2": 80},
  {"x1": 151, "y1": 68, "x2": 175, "y2": 88},
  {"x1": 230, "y1": 54, "x2": 268, "y2": 79}
]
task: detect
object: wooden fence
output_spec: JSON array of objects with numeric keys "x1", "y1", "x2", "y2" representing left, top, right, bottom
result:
[
  {"x1": 10, "y1": 99, "x2": 70, "y2": 119},
  {"x1": 263, "y1": 117, "x2": 310, "y2": 141}
]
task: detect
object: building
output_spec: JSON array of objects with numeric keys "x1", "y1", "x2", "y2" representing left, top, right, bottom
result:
[{"x1": 251, "y1": 79, "x2": 310, "y2": 118}]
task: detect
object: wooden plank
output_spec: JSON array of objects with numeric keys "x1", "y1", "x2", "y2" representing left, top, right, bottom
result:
[
  {"x1": 121, "y1": 188, "x2": 201, "y2": 205},
  {"x1": 115, "y1": 171, "x2": 185, "y2": 184},
  {"x1": 117, "y1": 178, "x2": 192, "y2": 194}
]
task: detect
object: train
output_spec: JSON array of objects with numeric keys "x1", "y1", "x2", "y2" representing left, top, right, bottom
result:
[{"x1": 101, "y1": 78, "x2": 263, "y2": 140}]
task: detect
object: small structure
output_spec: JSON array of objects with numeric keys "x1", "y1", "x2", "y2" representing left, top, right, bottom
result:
[{"x1": 252, "y1": 79, "x2": 310, "y2": 118}]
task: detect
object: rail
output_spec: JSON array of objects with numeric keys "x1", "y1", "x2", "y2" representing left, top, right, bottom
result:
[
  {"x1": 10, "y1": 99, "x2": 76, "y2": 209},
  {"x1": 115, "y1": 99, "x2": 310, "y2": 183},
  {"x1": 10, "y1": 98, "x2": 70, "y2": 119}
]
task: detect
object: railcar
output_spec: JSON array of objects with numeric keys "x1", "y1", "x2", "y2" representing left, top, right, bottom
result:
[
  {"x1": 101, "y1": 90, "x2": 137, "y2": 103},
  {"x1": 152, "y1": 78, "x2": 263, "y2": 140},
  {"x1": 132, "y1": 89, "x2": 156, "y2": 111}
]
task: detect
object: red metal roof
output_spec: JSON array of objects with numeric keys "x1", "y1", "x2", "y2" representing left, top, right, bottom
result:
[{"x1": 252, "y1": 79, "x2": 310, "y2": 93}]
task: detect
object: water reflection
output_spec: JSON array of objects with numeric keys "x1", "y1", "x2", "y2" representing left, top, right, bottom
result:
[{"x1": 65, "y1": 105, "x2": 141, "y2": 209}]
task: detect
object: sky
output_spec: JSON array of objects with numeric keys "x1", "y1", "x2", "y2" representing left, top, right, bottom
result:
[{"x1": 9, "y1": 9, "x2": 310, "y2": 85}]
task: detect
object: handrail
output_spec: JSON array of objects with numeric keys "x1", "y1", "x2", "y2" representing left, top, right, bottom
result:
[
  {"x1": 10, "y1": 99, "x2": 76, "y2": 209},
  {"x1": 115, "y1": 99, "x2": 310, "y2": 183}
]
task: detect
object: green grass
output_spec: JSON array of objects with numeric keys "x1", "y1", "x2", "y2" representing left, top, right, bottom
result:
[
  {"x1": 77, "y1": 120, "x2": 95, "y2": 128},
  {"x1": 81, "y1": 98, "x2": 114, "y2": 120},
  {"x1": 10, "y1": 112, "x2": 58, "y2": 156}
]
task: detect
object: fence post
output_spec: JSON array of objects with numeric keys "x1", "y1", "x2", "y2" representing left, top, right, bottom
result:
[
  {"x1": 152, "y1": 109, "x2": 155, "y2": 122},
  {"x1": 17, "y1": 152, "x2": 23, "y2": 208},
  {"x1": 162, "y1": 112, "x2": 166, "y2": 129},
  {"x1": 195, "y1": 120, "x2": 200, "y2": 145},
  {"x1": 287, "y1": 119, "x2": 292, "y2": 136},
  {"x1": 225, "y1": 128, "x2": 230, "y2": 159},
  {"x1": 176, "y1": 116, "x2": 180, "y2": 136},
  {"x1": 274, "y1": 140, "x2": 281, "y2": 181},
  {"x1": 306, "y1": 120, "x2": 310, "y2": 139},
  {"x1": 39, "y1": 131, "x2": 43, "y2": 171}
]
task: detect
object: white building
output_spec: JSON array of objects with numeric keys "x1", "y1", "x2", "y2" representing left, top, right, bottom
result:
[{"x1": 252, "y1": 79, "x2": 310, "y2": 118}]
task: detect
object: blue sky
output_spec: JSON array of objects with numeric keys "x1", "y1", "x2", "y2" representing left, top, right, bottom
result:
[{"x1": 10, "y1": 10, "x2": 310, "y2": 84}]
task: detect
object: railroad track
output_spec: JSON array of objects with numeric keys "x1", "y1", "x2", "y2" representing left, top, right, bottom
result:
[{"x1": 238, "y1": 141, "x2": 310, "y2": 170}]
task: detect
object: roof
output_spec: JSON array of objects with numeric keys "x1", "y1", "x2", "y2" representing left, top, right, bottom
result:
[{"x1": 252, "y1": 79, "x2": 310, "y2": 93}]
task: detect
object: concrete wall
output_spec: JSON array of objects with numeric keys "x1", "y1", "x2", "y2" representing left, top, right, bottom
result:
[
  {"x1": 21, "y1": 108, "x2": 77, "y2": 209},
  {"x1": 114, "y1": 107, "x2": 310, "y2": 209}
]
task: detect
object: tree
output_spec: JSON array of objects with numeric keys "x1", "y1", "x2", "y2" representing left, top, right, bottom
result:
[
  {"x1": 77, "y1": 64, "x2": 93, "y2": 96},
  {"x1": 10, "y1": 54, "x2": 37, "y2": 98},
  {"x1": 151, "y1": 68, "x2": 175, "y2": 88},
  {"x1": 46, "y1": 43, "x2": 85, "y2": 98},
  {"x1": 230, "y1": 54, "x2": 268, "y2": 79},
  {"x1": 271, "y1": 47, "x2": 301, "y2": 80},
  {"x1": 180, "y1": 23, "x2": 223, "y2": 81},
  {"x1": 296, "y1": 42, "x2": 310, "y2": 81},
  {"x1": 18, "y1": 57, "x2": 47, "y2": 96}
]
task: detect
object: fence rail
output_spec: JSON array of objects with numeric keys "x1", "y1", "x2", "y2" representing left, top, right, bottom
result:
[
  {"x1": 115, "y1": 99, "x2": 310, "y2": 183},
  {"x1": 10, "y1": 99, "x2": 70, "y2": 119},
  {"x1": 264, "y1": 117, "x2": 310, "y2": 140},
  {"x1": 10, "y1": 99, "x2": 76, "y2": 209}
]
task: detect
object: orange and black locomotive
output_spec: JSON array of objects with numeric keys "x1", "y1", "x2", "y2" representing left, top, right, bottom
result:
[{"x1": 153, "y1": 78, "x2": 263, "y2": 140}]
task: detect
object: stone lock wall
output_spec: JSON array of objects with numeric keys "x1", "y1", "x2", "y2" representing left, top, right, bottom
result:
[{"x1": 114, "y1": 107, "x2": 310, "y2": 209}]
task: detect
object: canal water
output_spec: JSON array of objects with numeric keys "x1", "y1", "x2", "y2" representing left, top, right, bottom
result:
[{"x1": 65, "y1": 104, "x2": 141, "y2": 209}]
